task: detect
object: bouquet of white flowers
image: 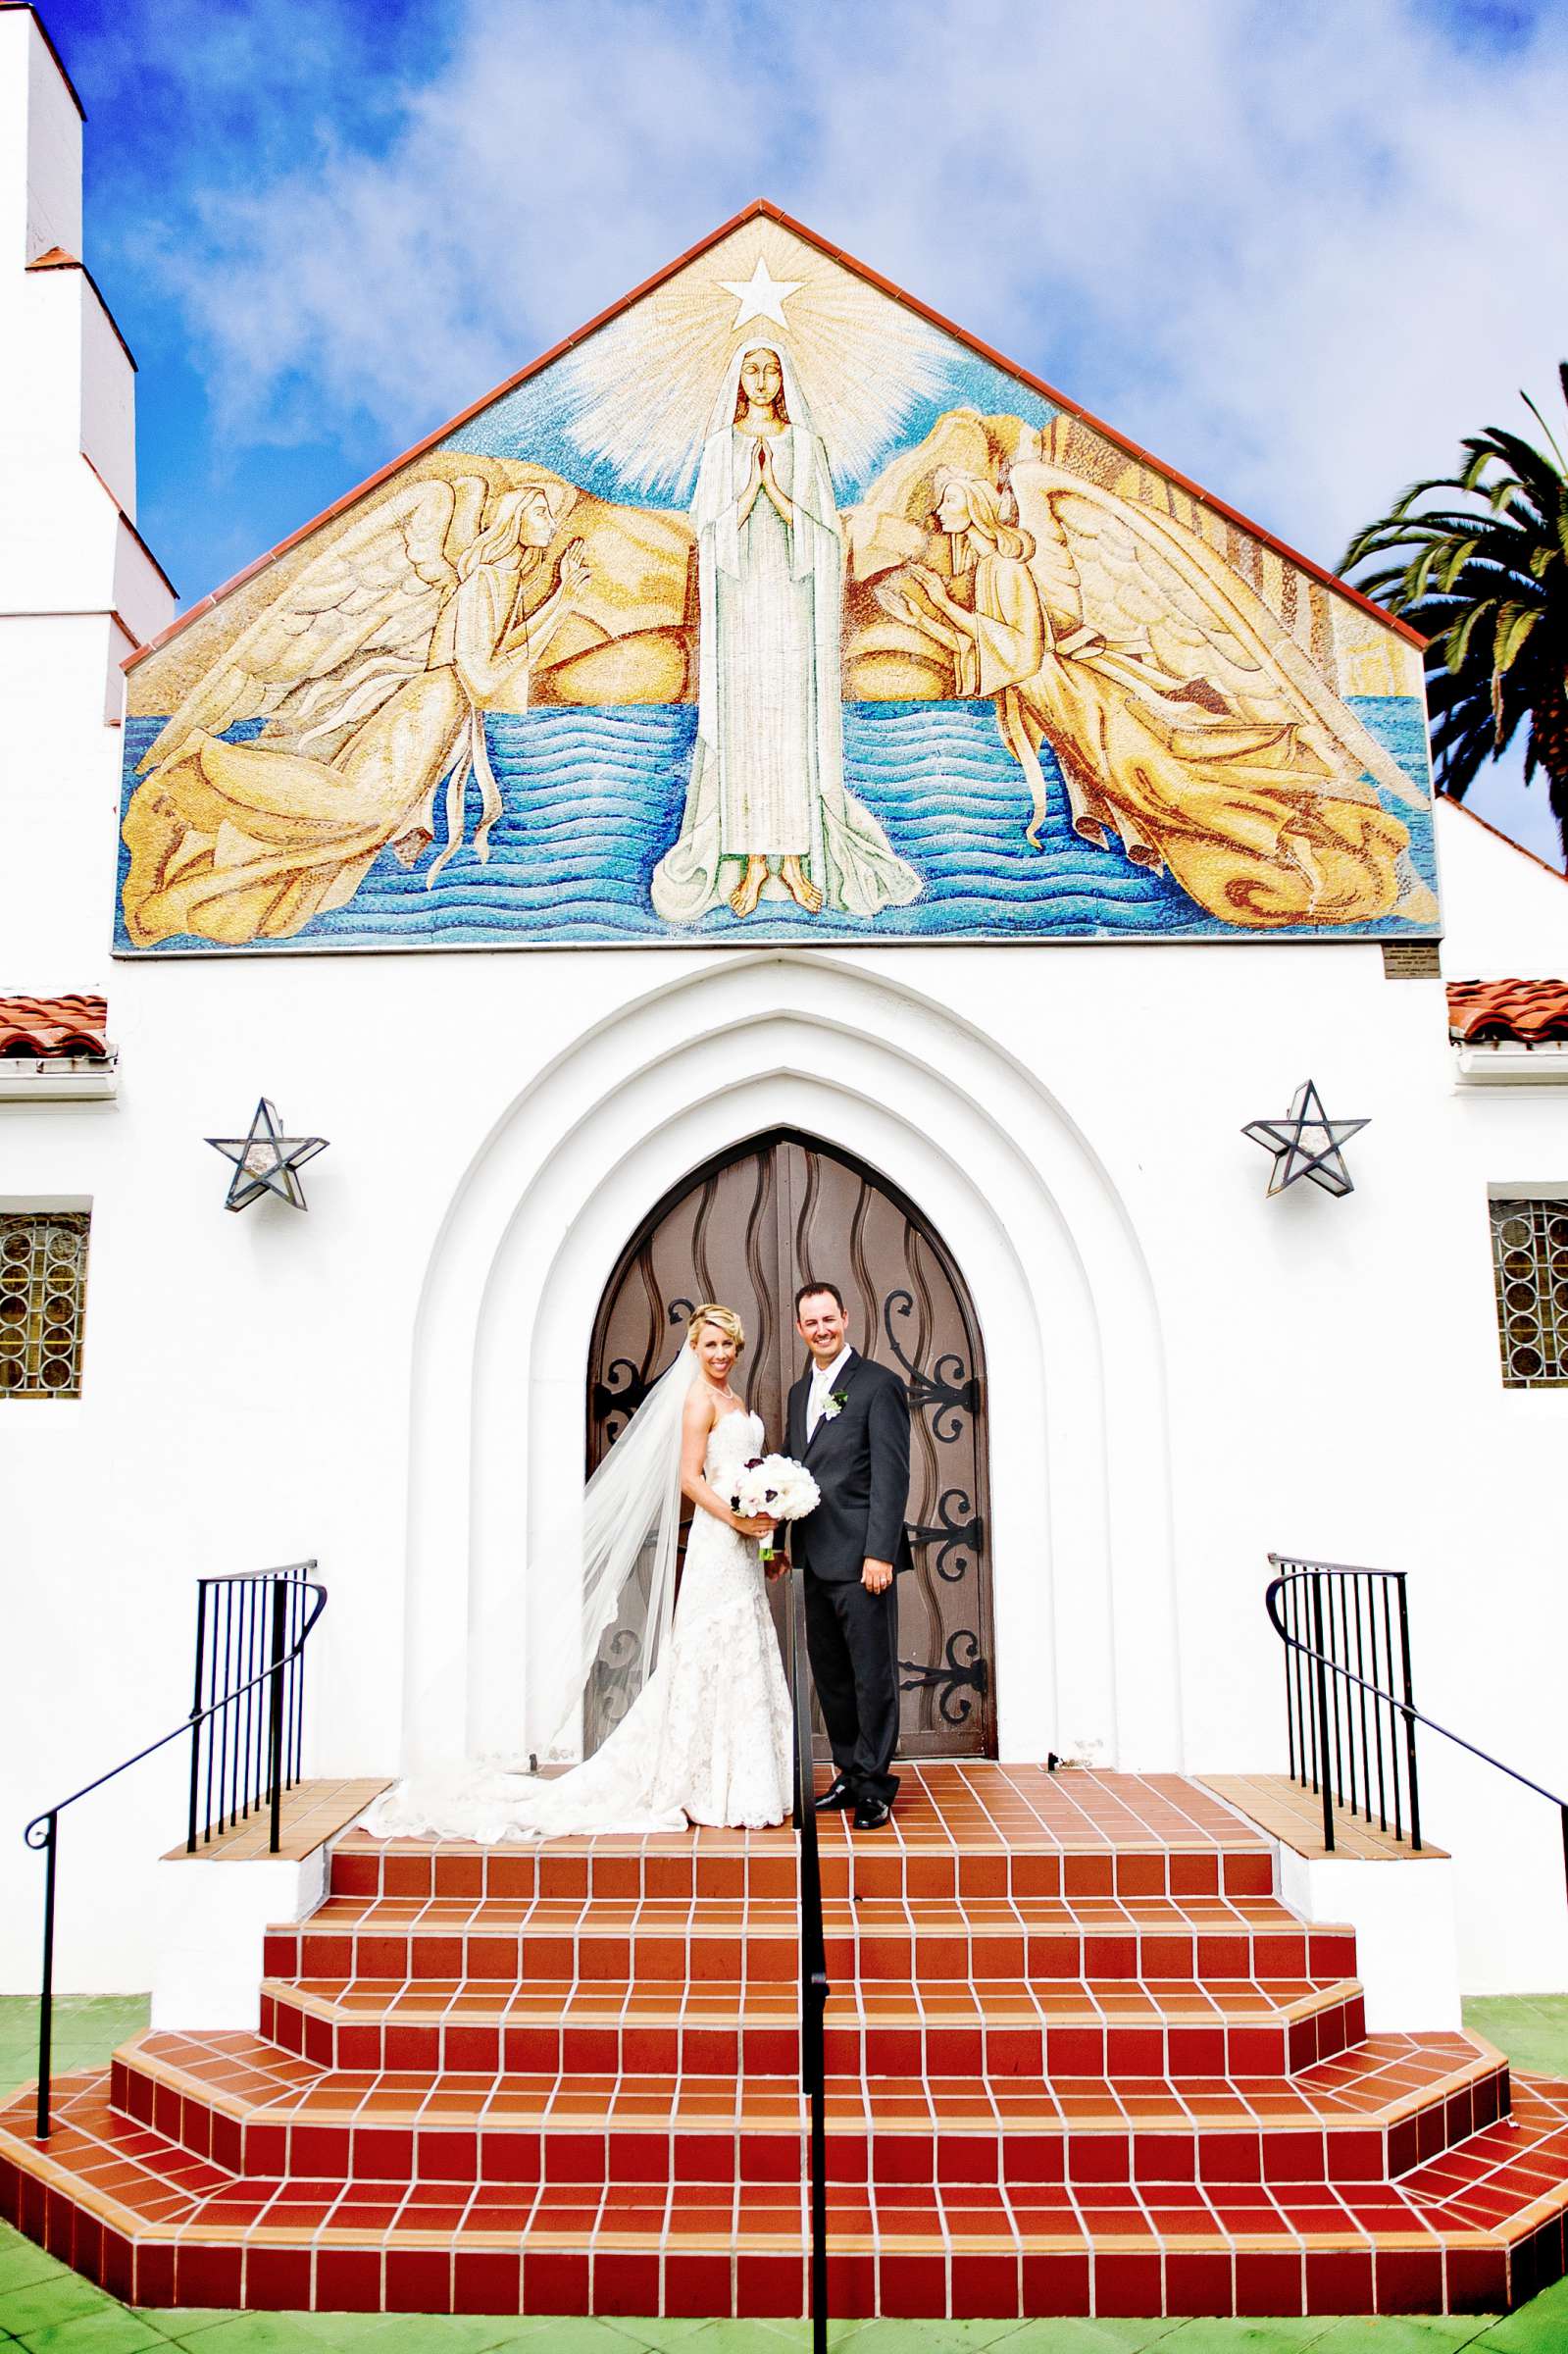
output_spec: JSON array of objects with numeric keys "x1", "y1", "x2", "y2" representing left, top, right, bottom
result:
[{"x1": 731, "y1": 1454, "x2": 820, "y2": 1563}]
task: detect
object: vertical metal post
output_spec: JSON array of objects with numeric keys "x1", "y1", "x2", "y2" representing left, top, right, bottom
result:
[
  {"x1": 203, "y1": 1583, "x2": 218, "y2": 1845},
  {"x1": 267, "y1": 1579, "x2": 288, "y2": 1854},
  {"x1": 1395, "y1": 1574, "x2": 1422, "y2": 1853},
  {"x1": 1281, "y1": 1572, "x2": 1290, "y2": 1769},
  {"x1": 34, "y1": 1814, "x2": 57, "y2": 2142},
  {"x1": 1383, "y1": 1581, "x2": 1403, "y2": 1843},
  {"x1": 1351, "y1": 1575, "x2": 1371, "y2": 1828},
  {"x1": 1369, "y1": 1579, "x2": 1389, "y2": 1834},
  {"x1": 290, "y1": 1571, "x2": 305, "y2": 1786},
  {"x1": 1309, "y1": 1574, "x2": 1335, "y2": 1853},
  {"x1": 187, "y1": 1585, "x2": 208, "y2": 1854},
  {"x1": 789, "y1": 1567, "x2": 830, "y2": 2354},
  {"x1": 1331, "y1": 1577, "x2": 1348, "y2": 1816},
  {"x1": 220, "y1": 1582, "x2": 234, "y2": 1830},
  {"x1": 238, "y1": 1580, "x2": 252, "y2": 1823}
]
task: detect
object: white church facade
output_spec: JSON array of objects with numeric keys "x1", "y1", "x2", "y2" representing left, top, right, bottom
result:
[{"x1": 4, "y1": 5, "x2": 1568, "y2": 2326}]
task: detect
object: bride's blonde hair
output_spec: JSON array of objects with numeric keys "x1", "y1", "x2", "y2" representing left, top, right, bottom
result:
[{"x1": 686, "y1": 1302, "x2": 745, "y2": 1354}]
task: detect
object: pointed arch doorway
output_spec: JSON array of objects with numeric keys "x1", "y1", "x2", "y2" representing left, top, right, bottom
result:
[{"x1": 586, "y1": 1129, "x2": 996, "y2": 1760}]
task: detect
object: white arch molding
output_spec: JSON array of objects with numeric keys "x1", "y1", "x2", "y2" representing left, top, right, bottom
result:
[{"x1": 400, "y1": 954, "x2": 1183, "y2": 1776}]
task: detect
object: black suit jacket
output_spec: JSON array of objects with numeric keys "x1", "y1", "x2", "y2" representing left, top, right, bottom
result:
[{"x1": 786, "y1": 1349, "x2": 915, "y2": 1582}]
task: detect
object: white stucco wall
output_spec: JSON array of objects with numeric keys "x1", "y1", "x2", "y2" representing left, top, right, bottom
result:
[
  {"x1": 1436, "y1": 792, "x2": 1568, "y2": 977},
  {"x1": 2, "y1": 5, "x2": 1565, "y2": 2002}
]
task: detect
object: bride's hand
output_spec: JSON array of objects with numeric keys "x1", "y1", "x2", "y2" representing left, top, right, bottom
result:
[{"x1": 733, "y1": 1510, "x2": 775, "y2": 1539}]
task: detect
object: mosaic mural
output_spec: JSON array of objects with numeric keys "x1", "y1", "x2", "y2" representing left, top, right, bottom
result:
[{"x1": 117, "y1": 210, "x2": 1439, "y2": 954}]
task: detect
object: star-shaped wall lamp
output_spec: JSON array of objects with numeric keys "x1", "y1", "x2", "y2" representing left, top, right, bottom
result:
[
  {"x1": 1242, "y1": 1079, "x2": 1368, "y2": 1199},
  {"x1": 207, "y1": 1098, "x2": 329, "y2": 1212}
]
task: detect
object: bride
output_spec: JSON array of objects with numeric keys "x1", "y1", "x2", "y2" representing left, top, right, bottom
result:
[{"x1": 367, "y1": 1304, "x2": 794, "y2": 1841}]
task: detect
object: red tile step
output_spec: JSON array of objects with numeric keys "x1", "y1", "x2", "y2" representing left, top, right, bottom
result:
[
  {"x1": 3, "y1": 1766, "x2": 1566, "y2": 2319},
  {"x1": 262, "y1": 1891, "x2": 1357, "y2": 1988},
  {"x1": 331, "y1": 1828, "x2": 1277, "y2": 1907},
  {"x1": 109, "y1": 2024, "x2": 1507, "y2": 2191},
  {"x1": 4, "y1": 2065, "x2": 1567, "y2": 2320},
  {"x1": 262, "y1": 1970, "x2": 1366, "y2": 2079}
]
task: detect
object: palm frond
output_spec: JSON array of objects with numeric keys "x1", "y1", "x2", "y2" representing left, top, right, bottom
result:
[
  {"x1": 1494, "y1": 607, "x2": 1543, "y2": 675},
  {"x1": 1443, "y1": 601, "x2": 1491, "y2": 673},
  {"x1": 1340, "y1": 364, "x2": 1568, "y2": 854},
  {"x1": 1520, "y1": 386, "x2": 1568, "y2": 475}
]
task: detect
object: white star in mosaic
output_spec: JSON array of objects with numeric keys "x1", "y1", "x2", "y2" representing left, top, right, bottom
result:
[{"x1": 716, "y1": 256, "x2": 803, "y2": 331}]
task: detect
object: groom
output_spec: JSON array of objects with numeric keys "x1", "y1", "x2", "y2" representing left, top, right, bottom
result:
[{"x1": 783, "y1": 1280, "x2": 914, "y2": 1830}]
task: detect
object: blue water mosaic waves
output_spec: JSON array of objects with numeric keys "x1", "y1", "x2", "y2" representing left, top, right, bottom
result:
[{"x1": 117, "y1": 697, "x2": 1434, "y2": 953}]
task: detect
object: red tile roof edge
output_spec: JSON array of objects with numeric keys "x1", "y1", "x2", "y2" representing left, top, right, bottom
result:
[
  {"x1": 0, "y1": 993, "x2": 110, "y2": 1058},
  {"x1": 122, "y1": 196, "x2": 1424, "y2": 675},
  {"x1": 1446, "y1": 979, "x2": 1568, "y2": 1045}
]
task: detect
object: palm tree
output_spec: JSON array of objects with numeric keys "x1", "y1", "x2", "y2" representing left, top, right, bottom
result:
[{"x1": 1340, "y1": 363, "x2": 1568, "y2": 865}]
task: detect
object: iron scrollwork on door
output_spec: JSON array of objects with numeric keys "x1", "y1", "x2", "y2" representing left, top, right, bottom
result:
[
  {"x1": 591, "y1": 1357, "x2": 655, "y2": 1440},
  {"x1": 906, "y1": 1487, "x2": 985, "y2": 1582},
  {"x1": 594, "y1": 1303, "x2": 694, "y2": 1442},
  {"x1": 883, "y1": 1289, "x2": 979, "y2": 1441},
  {"x1": 899, "y1": 1629, "x2": 989, "y2": 1727},
  {"x1": 590, "y1": 1627, "x2": 644, "y2": 1731}
]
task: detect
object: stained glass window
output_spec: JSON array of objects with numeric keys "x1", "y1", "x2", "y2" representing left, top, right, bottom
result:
[
  {"x1": 1489, "y1": 1199, "x2": 1568, "y2": 1389},
  {"x1": 0, "y1": 1212, "x2": 90, "y2": 1398}
]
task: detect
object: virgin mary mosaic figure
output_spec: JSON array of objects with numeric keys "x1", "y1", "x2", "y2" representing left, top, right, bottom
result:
[{"x1": 651, "y1": 344, "x2": 920, "y2": 926}]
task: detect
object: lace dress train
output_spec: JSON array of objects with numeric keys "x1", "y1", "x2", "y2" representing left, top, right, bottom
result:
[{"x1": 366, "y1": 1407, "x2": 793, "y2": 1842}]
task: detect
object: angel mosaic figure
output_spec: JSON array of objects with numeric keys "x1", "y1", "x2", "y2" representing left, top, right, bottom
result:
[
  {"x1": 651, "y1": 345, "x2": 920, "y2": 927},
  {"x1": 121, "y1": 472, "x2": 587, "y2": 947},
  {"x1": 879, "y1": 465, "x2": 1437, "y2": 930}
]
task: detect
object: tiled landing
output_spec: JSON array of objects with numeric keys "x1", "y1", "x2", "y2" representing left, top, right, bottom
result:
[{"x1": 3, "y1": 1769, "x2": 1567, "y2": 2328}]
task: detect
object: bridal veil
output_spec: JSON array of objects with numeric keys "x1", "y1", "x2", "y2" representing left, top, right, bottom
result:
[{"x1": 365, "y1": 1345, "x2": 703, "y2": 1842}]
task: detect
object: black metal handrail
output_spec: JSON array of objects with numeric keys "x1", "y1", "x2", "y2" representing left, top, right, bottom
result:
[
  {"x1": 24, "y1": 1561, "x2": 326, "y2": 2141},
  {"x1": 188, "y1": 1565, "x2": 319, "y2": 1854},
  {"x1": 1267, "y1": 1554, "x2": 1422, "y2": 1853},
  {"x1": 1265, "y1": 1554, "x2": 1568, "y2": 1910},
  {"x1": 786, "y1": 1564, "x2": 830, "y2": 2354}
]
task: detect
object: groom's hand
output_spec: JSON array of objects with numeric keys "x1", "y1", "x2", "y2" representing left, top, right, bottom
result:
[{"x1": 862, "y1": 1558, "x2": 893, "y2": 1595}]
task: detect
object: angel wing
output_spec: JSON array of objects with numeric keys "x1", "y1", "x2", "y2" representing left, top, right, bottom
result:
[
  {"x1": 137, "y1": 472, "x2": 490, "y2": 776},
  {"x1": 1009, "y1": 460, "x2": 1425, "y2": 813}
]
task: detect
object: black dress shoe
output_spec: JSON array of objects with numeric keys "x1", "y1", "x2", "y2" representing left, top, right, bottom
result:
[
  {"x1": 814, "y1": 1776, "x2": 855, "y2": 1813},
  {"x1": 852, "y1": 1798, "x2": 892, "y2": 1830}
]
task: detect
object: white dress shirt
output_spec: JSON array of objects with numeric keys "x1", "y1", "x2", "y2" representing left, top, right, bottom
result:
[{"x1": 806, "y1": 1345, "x2": 854, "y2": 1440}]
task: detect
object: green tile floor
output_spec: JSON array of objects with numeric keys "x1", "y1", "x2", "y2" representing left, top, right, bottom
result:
[{"x1": 1, "y1": 1996, "x2": 1566, "y2": 2352}]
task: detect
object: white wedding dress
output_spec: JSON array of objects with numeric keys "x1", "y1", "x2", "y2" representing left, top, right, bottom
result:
[{"x1": 367, "y1": 1406, "x2": 793, "y2": 1842}]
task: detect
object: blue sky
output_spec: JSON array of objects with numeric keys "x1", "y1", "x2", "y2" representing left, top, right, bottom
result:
[{"x1": 40, "y1": 0, "x2": 1568, "y2": 864}]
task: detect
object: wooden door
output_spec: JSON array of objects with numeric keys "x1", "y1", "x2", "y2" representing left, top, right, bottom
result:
[{"x1": 586, "y1": 1131, "x2": 995, "y2": 1758}]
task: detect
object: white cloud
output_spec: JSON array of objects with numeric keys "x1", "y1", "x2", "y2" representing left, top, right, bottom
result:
[
  {"x1": 107, "y1": 0, "x2": 1568, "y2": 594},
  {"x1": 60, "y1": 0, "x2": 1567, "y2": 859}
]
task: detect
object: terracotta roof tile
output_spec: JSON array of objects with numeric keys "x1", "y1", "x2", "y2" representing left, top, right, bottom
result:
[
  {"x1": 1446, "y1": 979, "x2": 1568, "y2": 1045},
  {"x1": 0, "y1": 994, "x2": 110, "y2": 1058}
]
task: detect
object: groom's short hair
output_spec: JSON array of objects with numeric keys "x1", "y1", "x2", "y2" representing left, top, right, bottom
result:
[{"x1": 795, "y1": 1279, "x2": 845, "y2": 1317}]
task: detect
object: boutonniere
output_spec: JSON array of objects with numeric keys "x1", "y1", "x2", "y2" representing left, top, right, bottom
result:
[{"x1": 822, "y1": 1388, "x2": 849, "y2": 1422}]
